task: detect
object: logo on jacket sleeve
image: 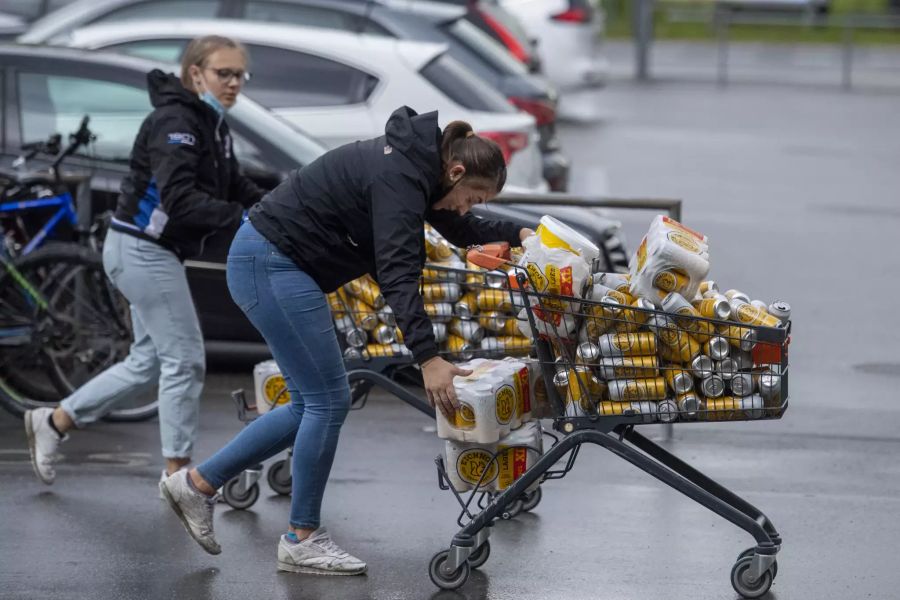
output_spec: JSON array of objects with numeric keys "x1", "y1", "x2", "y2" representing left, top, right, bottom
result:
[
  {"x1": 167, "y1": 132, "x2": 196, "y2": 146},
  {"x1": 383, "y1": 145, "x2": 392, "y2": 155}
]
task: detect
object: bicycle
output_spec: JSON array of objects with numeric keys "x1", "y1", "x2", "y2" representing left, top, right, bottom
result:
[{"x1": 0, "y1": 118, "x2": 156, "y2": 422}]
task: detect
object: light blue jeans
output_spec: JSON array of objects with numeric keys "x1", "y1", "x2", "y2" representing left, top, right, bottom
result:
[
  {"x1": 60, "y1": 229, "x2": 204, "y2": 458},
  {"x1": 197, "y1": 221, "x2": 350, "y2": 529}
]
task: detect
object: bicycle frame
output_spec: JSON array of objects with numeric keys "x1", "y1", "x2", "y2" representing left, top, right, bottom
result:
[
  {"x1": 0, "y1": 192, "x2": 78, "y2": 256},
  {"x1": 0, "y1": 250, "x2": 49, "y2": 347}
]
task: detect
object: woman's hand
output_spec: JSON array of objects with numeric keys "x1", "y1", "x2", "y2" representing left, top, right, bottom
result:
[
  {"x1": 519, "y1": 228, "x2": 536, "y2": 242},
  {"x1": 421, "y1": 357, "x2": 473, "y2": 418}
]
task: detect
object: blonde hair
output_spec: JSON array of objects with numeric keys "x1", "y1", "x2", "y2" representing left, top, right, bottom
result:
[{"x1": 180, "y1": 35, "x2": 248, "y2": 91}]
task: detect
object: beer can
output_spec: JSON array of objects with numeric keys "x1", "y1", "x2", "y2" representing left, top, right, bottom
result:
[
  {"x1": 485, "y1": 270, "x2": 508, "y2": 289},
  {"x1": 653, "y1": 268, "x2": 689, "y2": 293},
  {"x1": 372, "y1": 323, "x2": 396, "y2": 345},
  {"x1": 696, "y1": 296, "x2": 732, "y2": 320},
  {"x1": 432, "y1": 322, "x2": 448, "y2": 343},
  {"x1": 676, "y1": 392, "x2": 701, "y2": 419},
  {"x1": 664, "y1": 367, "x2": 694, "y2": 394},
  {"x1": 615, "y1": 298, "x2": 652, "y2": 333},
  {"x1": 476, "y1": 289, "x2": 512, "y2": 312},
  {"x1": 717, "y1": 325, "x2": 757, "y2": 351},
  {"x1": 424, "y1": 302, "x2": 454, "y2": 323},
  {"x1": 730, "y1": 372, "x2": 755, "y2": 397},
  {"x1": 597, "y1": 332, "x2": 657, "y2": 357},
  {"x1": 768, "y1": 301, "x2": 791, "y2": 322},
  {"x1": 702, "y1": 396, "x2": 742, "y2": 421},
  {"x1": 554, "y1": 369, "x2": 598, "y2": 416},
  {"x1": 344, "y1": 276, "x2": 385, "y2": 310},
  {"x1": 334, "y1": 314, "x2": 354, "y2": 333},
  {"x1": 394, "y1": 328, "x2": 404, "y2": 343},
  {"x1": 349, "y1": 297, "x2": 379, "y2": 331},
  {"x1": 648, "y1": 315, "x2": 701, "y2": 363},
  {"x1": 758, "y1": 371, "x2": 782, "y2": 411},
  {"x1": 607, "y1": 377, "x2": 668, "y2": 402},
  {"x1": 657, "y1": 398, "x2": 679, "y2": 423},
  {"x1": 449, "y1": 318, "x2": 485, "y2": 344},
  {"x1": 597, "y1": 400, "x2": 658, "y2": 424},
  {"x1": 454, "y1": 292, "x2": 478, "y2": 320},
  {"x1": 598, "y1": 272, "x2": 632, "y2": 295},
  {"x1": 704, "y1": 336, "x2": 731, "y2": 361},
  {"x1": 422, "y1": 282, "x2": 461, "y2": 303},
  {"x1": 446, "y1": 334, "x2": 474, "y2": 361},
  {"x1": 479, "y1": 336, "x2": 501, "y2": 355},
  {"x1": 479, "y1": 311, "x2": 508, "y2": 332},
  {"x1": 724, "y1": 289, "x2": 751, "y2": 304},
  {"x1": 426, "y1": 228, "x2": 454, "y2": 261},
  {"x1": 598, "y1": 356, "x2": 659, "y2": 380},
  {"x1": 343, "y1": 346, "x2": 362, "y2": 360},
  {"x1": 500, "y1": 317, "x2": 526, "y2": 337},
  {"x1": 585, "y1": 304, "x2": 613, "y2": 341},
  {"x1": 731, "y1": 348, "x2": 754, "y2": 371},
  {"x1": 345, "y1": 326, "x2": 367, "y2": 349},
  {"x1": 700, "y1": 374, "x2": 726, "y2": 398},
  {"x1": 750, "y1": 300, "x2": 769, "y2": 312},
  {"x1": 494, "y1": 336, "x2": 533, "y2": 356},
  {"x1": 729, "y1": 298, "x2": 782, "y2": 328},
  {"x1": 576, "y1": 341, "x2": 601, "y2": 365},
  {"x1": 661, "y1": 292, "x2": 714, "y2": 342},
  {"x1": 698, "y1": 280, "x2": 718, "y2": 296},
  {"x1": 378, "y1": 305, "x2": 396, "y2": 327},
  {"x1": 327, "y1": 290, "x2": 349, "y2": 318},
  {"x1": 741, "y1": 394, "x2": 765, "y2": 419},
  {"x1": 716, "y1": 358, "x2": 738, "y2": 377},
  {"x1": 690, "y1": 354, "x2": 715, "y2": 378},
  {"x1": 365, "y1": 343, "x2": 410, "y2": 358}
]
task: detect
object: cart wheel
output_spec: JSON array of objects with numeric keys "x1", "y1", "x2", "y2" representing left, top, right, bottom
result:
[
  {"x1": 736, "y1": 547, "x2": 778, "y2": 580},
  {"x1": 429, "y1": 549, "x2": 470, "y2": 590},
  {"x1": 468, "y1": 541, "x2": 490, "y2": 570},
  {"x1": 222, "y1": 477, "x2": 260, "y2": 510},
  {"x1": 500, "y1": 498, "x2": 524, "y2": 520},
  {"x1": 266, "y1": 459, "x2": 292, "y2": 495},
  {"x1": 521, "y1": 487, "x2": 543, "y2": 512},
  {"x1": 731, "y1": 556, "x2": 773, "y2": 599}
]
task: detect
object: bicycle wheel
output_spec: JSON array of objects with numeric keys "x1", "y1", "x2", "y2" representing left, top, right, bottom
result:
[{"x1": 0, "y1": 243, "x2": 157, "y2": 421}]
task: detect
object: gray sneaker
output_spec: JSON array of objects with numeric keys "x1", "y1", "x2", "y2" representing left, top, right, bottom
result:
[
  {"x1": 277, "y1": 528, "x2": 367, "y2": 576},
  {"x1": 24, "y1": 407, "x2": 67, "y2": 485},
  {"x1": 159, "y1": 469, "x2": 221, "y2": 555}
]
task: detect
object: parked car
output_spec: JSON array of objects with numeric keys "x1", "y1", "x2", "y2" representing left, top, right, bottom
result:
[
  {"x1": 500, "y1": 0, "x2": 609, "y2": 89},
  {"x1": 66, "y1": 19, "x2": 548, "y2": 191},
  {"x1": 19, "y1": 0, "x2": 570, "y2": 191}
]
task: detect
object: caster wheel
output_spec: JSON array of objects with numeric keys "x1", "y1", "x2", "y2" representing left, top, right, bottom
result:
[
  {"x1": 222, "y1": 477, "x2": 260, "y2": 510},
  {"x1": 468, "y1": 541, "x2": 490, "y2": 570},
  {"x1": 731, "y1": 556, "x2": 773, "y2": 599},
  {"x1": 266, "y1": 459, "x2": 292, "y2": 495},
  {"x1": 501, "y1": 499, "x2": 524, "y2": 520},
  {"x1": 429, "y1": 549, "x2": 470, "y2": 590},
  {"x1": 521, "y1": 487, "x2": 542, "y2": 512},
  {"x1": 737, "y1": 547, "x2": 778, "y2": 580}
]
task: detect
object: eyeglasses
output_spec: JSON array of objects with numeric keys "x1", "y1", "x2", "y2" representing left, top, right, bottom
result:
[{"x1": 204, "y1": 67, "x2": 251, "y2": 84}]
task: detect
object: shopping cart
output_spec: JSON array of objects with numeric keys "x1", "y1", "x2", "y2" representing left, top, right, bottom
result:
[{"x1": 425, "y1": 257, "x2": 790, "y2": 600}]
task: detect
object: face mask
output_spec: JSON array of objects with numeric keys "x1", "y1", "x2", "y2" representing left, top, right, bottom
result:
[{"x1": 199, "y1": 90, "x2": 226, "y2": 118}]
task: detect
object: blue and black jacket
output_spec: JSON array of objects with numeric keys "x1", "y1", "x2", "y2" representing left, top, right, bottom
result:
[{"x1": 111, "y1": 70, "x2": 263, "y2": 259}]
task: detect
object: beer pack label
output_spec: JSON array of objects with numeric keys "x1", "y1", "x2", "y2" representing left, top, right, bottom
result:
[
  {"x1": 667, "y1": 231, "x2": 702, "y2": 254},
  {"x1": 263, "y1": 375, "x2": 288, "y2": 406},
  {"x1": 514, "y1": 369, "x2": 531, "y2": 415},
  {"x1": 495, "y1": 385, "x2": 515, "y2": 424},
  {"x1": 526, "y1": 262, "x2": 548, "y2": 292},
  {"x1": 498, "y1": 447, "x2": 529, "y2": 490},
  {"x1": 457, "y1": 448, "x2": 498, "y2": 486},
  {"x1": 454, "y1": 404, "x2": 476, "y2": 429}
]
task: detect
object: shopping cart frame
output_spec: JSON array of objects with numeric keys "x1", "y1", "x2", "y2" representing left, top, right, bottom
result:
[{"x1": 429, "y1": 270, "x2": 789, "y2": 599}]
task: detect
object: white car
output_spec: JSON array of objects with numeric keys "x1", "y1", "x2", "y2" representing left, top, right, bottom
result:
[
  {"x1": 500, "y1": 0, "x2": 609, "y2": 90},
  {"x1": 65, "y1": 19, "x2": 547, "y2": 191}
]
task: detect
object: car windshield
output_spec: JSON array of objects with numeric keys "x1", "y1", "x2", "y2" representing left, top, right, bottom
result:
[{"x1": 444, "y1": 17, "x2": 527, "y2": 77}]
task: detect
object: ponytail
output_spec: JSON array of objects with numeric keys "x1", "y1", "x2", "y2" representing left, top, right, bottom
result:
[{"x1": 441, "y1": 120, "x2": 507, "y2": 193}]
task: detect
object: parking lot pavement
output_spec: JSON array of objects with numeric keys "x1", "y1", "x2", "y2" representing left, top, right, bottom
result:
[{"x1": 4, "y1": 46, "x2": 900, "y2": 599}]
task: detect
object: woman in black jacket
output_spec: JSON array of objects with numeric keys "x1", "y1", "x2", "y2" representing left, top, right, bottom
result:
[
  {"x1": 25, "y1": 36, "x2": 264, "y2": 487},
  {"x1": 161, "y1": 106, "x2": 532, "y2": 574}
]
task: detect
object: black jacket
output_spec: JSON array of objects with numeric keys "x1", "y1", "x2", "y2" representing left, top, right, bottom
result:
[
  {"x1": 111, "y1": 70, "x2": 264, "y2": 259},
  {"x1": 250, "y1": 106, "x2": 522, "y2": 364}
]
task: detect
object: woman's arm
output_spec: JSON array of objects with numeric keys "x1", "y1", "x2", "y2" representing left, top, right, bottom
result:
[{"x1": 426, "y1": 208, "x2": 529, "y2": 249}]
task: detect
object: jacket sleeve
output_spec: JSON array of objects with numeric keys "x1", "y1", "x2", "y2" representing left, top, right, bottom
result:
[
  {"x1": 228, "y1": 149, "x2": 266, "y2": 209},
  {"x1": 148, "y1": 111, "x2": 242, "y2": 231},
  {"x1": 370, "y1": 171, "x2": 439, "y2": 365},
  {"x1": 426, "y1": 208, "x2": 522, "y2": 249}
]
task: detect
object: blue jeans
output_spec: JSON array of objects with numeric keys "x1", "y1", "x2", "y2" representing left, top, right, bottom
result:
[
  {"x1": 61, "y1": 229, "x2": 203, "y2": 458},
  {"x1": 197, "y1": 221, "x2": 350, "y2": 529}
]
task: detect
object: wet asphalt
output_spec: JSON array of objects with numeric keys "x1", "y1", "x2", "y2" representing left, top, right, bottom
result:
[{"x1": 2, "y1": 41, "x2": 900, "y2": 600}]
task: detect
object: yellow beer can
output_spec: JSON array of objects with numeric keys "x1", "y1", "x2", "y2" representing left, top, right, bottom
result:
[
  {"x1": 653, "y1": 269, "x2": 690, "y2": 293},
  {"x1": 421, "y1": 282, "x2": 462, "y2": 303},
  {"x1": 598, "y1": 355, "x2": 659, "y2": 379},
  {"x1": 607, "y1": 377, "x2": 668, "y2": 402},
  {"x1": 648, "y1": 315, "x2": 701, "y2": 363},
  {"x1": 597, "y1": 332, "x2": 658, "y2": 357},
  {"x1": 348, "y1": 296, "x2": 379, "y2": 331},
  {"x1": 344, "y1": 275, "x2": 385, "y2": 310},
  {"x1": 476, "y1": 289, "x2": 513, "y2": 312},
  {"x1": 729, "y1": 298, "x2": 782, "y2": 329}
]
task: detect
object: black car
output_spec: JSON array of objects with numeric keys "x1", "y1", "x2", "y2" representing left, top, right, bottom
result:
[{"x1": 21, "y1": 0, "x2": 570, "y2": 191}]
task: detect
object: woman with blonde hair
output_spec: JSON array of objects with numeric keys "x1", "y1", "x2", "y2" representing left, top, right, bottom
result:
[{"x1": 25, "y1": 36, "x2": 264, "y2": 487}]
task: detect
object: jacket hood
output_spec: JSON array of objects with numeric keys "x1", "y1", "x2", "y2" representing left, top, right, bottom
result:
[
  {"x1": 147, "y1": 69, "x2": 205, "y2": 110},
  {"x1": 384, "y1": 106, "x2": 442, "y2": 189}
]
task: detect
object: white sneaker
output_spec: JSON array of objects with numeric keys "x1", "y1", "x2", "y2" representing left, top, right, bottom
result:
[
  {"x1": 159, "y1": 469, "x2": 221, "y2": 555},
  {"x1": 277, "y1": 528, "x2": 367, "y2": 576},
  {"x1": 24, "y1": 407, "x2": 67, "y2": 485}
]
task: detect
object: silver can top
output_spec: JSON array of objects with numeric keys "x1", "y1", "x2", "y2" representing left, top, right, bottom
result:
[
  {"x1": 768, "y1": 301, "x2": 792, "y2": 321},
  {"x1": 691, "y1": 354, "x2": 715, "y2": 377},
  {"x1": 701, "y1": 374, "x2": 726, "y2": 398}
]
